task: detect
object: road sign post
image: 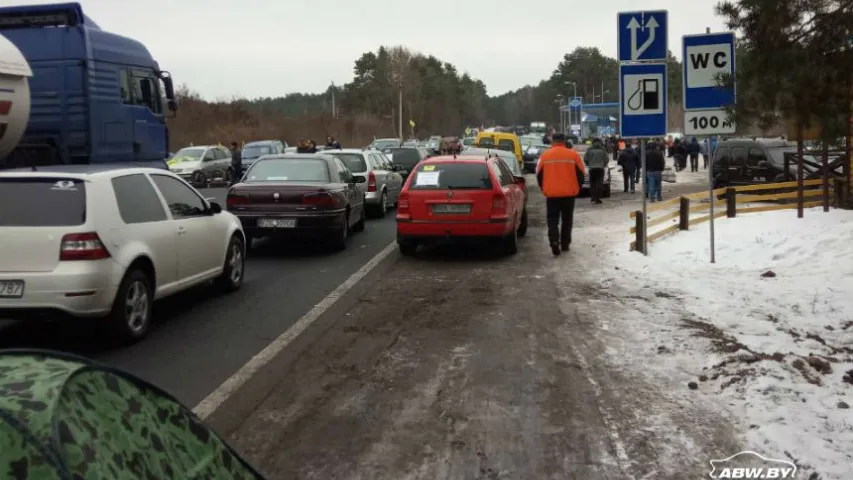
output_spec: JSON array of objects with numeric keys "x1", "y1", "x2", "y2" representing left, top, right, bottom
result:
[
  {"x1": 618, "y1": 11, "x2": 669, "y2": 62},
  {"x1": 682, "y1": 31, "x2": 737, "y2": 263},
  {"x1": 682, "y1": 32, "x2": 737, "y2": 133},
  {"x1": 619, "y1": 10, "x2": 668, "y2": 255},
  {"x1": 569, "y1": 97, "x2": 582, "y2": 132},
  {"x1": 619, "y1": 63, "x2": 668, "y2": 138}
]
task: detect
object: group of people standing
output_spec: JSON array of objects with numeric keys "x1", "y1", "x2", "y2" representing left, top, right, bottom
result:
[{"x1": 667, "y1": 137, "x2": 703, "y2": 172}]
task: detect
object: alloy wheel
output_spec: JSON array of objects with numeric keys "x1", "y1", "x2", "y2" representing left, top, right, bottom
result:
[{"x1": 124, "y1": 281, "x2": 150, "y2": 333}]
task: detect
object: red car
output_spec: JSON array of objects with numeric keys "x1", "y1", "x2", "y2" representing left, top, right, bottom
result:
[{"x1": 396, "y1": 155, "x2": 527, "y2": 255}]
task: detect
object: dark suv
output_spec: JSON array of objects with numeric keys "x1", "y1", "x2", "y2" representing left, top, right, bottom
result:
[
  {"x1": 712, "y1": 138, "x2": 798, "y2": 188},
  {"x1": 382, "y1": 147, "x2": 428, "y2": 181}
]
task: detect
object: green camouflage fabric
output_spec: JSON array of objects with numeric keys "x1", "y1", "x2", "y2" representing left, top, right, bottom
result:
[{"x1": 0, "y1": 350, "x2": 265, "y2": 480}]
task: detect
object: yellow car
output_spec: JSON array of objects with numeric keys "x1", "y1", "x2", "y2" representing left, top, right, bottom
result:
[{"x1": 474, "y1": 131, "x2": 523, "y2": 167}]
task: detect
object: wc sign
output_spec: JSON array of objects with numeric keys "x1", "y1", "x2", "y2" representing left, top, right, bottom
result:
[
  {"x1": 686, "y1": 42, "x2": 733, "y2": 90},
  {"x1": 682, "y1": 32, "x2": 737, "y2": 134}
]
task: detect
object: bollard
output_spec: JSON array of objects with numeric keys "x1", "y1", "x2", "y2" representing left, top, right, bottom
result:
[
  {"x1": 679, "y1": 196, "x2": 690, "y2": 230},
  {"x1": 726, "y1": 188, "x2": 737, "y2": 218},
  {"x1": 634, "y1": 210, "x2": 644, "y2": 252}
]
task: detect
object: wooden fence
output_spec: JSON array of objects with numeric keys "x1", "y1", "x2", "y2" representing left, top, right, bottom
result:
[{"x1": 629, "y1": 178, "x2": 844, "y2": 252}]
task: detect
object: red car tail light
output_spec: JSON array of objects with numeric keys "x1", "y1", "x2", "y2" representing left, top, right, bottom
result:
[
  {"x1": 60, "y1": 232, "x2": 110, "y2": 261},
  {"x1": 367, "y1": 171, "x2": 377, "y2": 192},
  {"x1": 491, "y1": 193, "x2": 508, "y2": 220},
  {"x1": 302, "y1": 192, "x2": 336, "y2": 206},
  {"x1": 397, "y1": 192, "x2": 410, "y2": 213},
  {"x1": 226, "y1": 193, "x2": 250, "y2": 207}
]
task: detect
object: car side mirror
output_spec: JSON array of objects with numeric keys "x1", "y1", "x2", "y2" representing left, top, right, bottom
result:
[
  {"x1": 352, "y1": 175, "x2": 367, "y2": 184},
  {"x1": 207, "y1": 201, "x2": 222, "y2": 214}
]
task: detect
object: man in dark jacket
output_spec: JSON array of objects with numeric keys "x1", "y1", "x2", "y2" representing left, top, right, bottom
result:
[
  {"x1": 645, "y1": 142, "x2": 665, "y2": 202},
  {"x1": 617, "y1": 145, "x2": 639, "y2": 193},
  {"x1": 229, "y1": 142, "x2": 242, "y2": 186},
  {"x1": 687, "y1": 137, "x2": 701, "y2": 172},
  {"x1": 583, "y1": 138, "x2": 609, "y2": 204}
]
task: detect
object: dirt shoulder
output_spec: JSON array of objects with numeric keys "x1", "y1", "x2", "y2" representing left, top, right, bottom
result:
[{"x1": 225, "y1": 180, "x2": 742, "y2": 479}]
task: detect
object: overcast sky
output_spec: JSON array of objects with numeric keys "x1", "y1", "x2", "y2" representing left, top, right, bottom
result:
[{"x1": 8, "y1": 0, "x2": 728, "y2": 99}]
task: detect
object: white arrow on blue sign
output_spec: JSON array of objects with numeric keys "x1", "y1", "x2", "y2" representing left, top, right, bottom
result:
[
  {"x1": 682, "y1": 32, "x2": 736, "y2": 110},
  {"x1": 617, "y1": 11, "x2": 668, "y2": 62},
  {"x1": 619, "y1": 62, "x2": 668, "y2": 138},
  {"x1": 569, "y1": 97, "x2": 582, "y2": 108}
]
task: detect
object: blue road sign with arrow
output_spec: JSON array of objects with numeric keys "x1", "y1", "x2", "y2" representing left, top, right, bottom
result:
[
  {"x1": 617, "y1": 11, "x2": 668, "y2": 62},
  {"x1": 619, "y1": 62, "x2": 668, "y2": 138}
]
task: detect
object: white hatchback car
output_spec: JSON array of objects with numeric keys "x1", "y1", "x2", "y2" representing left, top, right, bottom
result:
[{"x1": 0, "y1": 165, "x2": 246, "y2": 344}]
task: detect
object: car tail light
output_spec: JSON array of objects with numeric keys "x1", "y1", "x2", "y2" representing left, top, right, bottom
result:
[
  {"x1": 60, "y1": 232, "x2": 110, "y2": 261},
  {"x1": 303, "y1": 192, "x2": 336, "y2": 206},
  {"x1": 367, "y1": 171, "x2": 377, "y2": 192},
  {"x1": 397, "y1": 192, "x2": 409, "y2": 214},
  {"x1": 491, "y1": 193, "x2": 508, "y2": 219},
  {"x1": 226, "y1": 193, "x2": 250, "y2": 207}
]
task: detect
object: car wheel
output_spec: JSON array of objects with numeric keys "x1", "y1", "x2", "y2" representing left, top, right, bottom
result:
[
  {"x1": 106, "y1": 269, "x2": 153, "y2": 344},
  {"x1": 371, "y1": 191, "x2": 387, "y2": 218},
  {"x1": 191, "y1": 171, "x2": 206, "y2": 188},
  {"x1": 352, "y1": 203, "x2": 366, "y2": 232},
  {"x1": 331, "y1": 211, "x2": 349, "y2": 250},
  {"x1": 215, "y1": 235, "x2": 245, "y2": 292},
  {"x1": 398, "y1": 241, "x2": 417, "y2": 256},
  {"x1": 503, "y1": 220, "x2": 519, "y2": 255},
  {"x1": 517, "y1": 209, "x2": 528, "y2": 237}
]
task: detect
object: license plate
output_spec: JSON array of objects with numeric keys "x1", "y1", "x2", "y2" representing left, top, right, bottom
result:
[
  {"x1": 0, "y1": 280, "x2": 24, "y2": 298},
  {"x1": 258, "y1": 218, "x2": 296, "y2": 228},
  {"x1": 431, "y1": 204, "x2": 471, "y2": 214}
]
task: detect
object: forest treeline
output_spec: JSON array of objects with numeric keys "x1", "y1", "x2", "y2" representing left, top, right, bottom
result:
[{"x1": 167, "y1": 0, "x2": 850, "y2": 148}]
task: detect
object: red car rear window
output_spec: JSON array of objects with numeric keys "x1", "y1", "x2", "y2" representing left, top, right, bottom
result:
[{"x1": 408, "y1": 163, "x2": 492, "y2": 190}]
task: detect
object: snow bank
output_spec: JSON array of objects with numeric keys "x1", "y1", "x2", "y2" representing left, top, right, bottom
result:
[{"x1": 607, "y1": 207, "x2": 853, "y2": 479}]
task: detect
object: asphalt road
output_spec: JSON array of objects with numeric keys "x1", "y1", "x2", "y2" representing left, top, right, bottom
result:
[{"x1": 0, "y1": 187, "x2": 398, "y2": 407}]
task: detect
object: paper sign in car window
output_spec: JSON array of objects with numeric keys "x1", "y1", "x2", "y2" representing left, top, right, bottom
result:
[
  {"x1": 422, "y1": 165, "x2": 435, "y2": 171},
  {"x1": 415, "y1": 171, "x2": 440, "y2": 186}
]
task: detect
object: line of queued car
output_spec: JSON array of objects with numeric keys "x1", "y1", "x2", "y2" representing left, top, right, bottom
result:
[
  {"x1": 225, "y1": 148, "x2": 406, "y2": 250},
  {"x1": 394, "y1": 149, "x2": 529, "y2": 256},
  {"x1": 0, "y1": 146, "x2": 407, "y2": 346}
]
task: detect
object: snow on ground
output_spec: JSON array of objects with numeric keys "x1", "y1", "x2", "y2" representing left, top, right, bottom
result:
[{"x1": 601, "y1": 207, "x2": 853, "y2": 479}]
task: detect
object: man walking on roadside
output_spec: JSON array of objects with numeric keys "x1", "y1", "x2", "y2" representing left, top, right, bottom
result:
[
  {"x1": 536, "y1": 133, "x2": 586, "y2": 256},
  {"x1": 645, "y1": 141, "x2": 665, "y2": 202},
  {"x1": 583, "y1": 138, "x2": 608, "y2": 204},
  {"x1": 617, "y1": 144, "x2": 639, "y2": 193},
  {"x1": 229, "y1": 142, "x2": 242, "y2": 186},
  {"x1": 687, "y1": 137, "x2": 701, "y2": 172}
]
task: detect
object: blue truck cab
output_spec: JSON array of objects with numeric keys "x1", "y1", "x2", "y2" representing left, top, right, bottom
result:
[{"x1": 0, "y1": 2, "x2": 176, "y2": 169}]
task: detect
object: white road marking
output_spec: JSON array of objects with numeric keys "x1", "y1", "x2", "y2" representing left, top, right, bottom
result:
[{"x1": 193, "y1": 241, "x2": 398, "y2": 420}]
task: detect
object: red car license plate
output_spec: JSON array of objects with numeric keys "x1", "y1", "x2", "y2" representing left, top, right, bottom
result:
[{"x1": 431, "y1": 204, "x2": 471, "y2": 214}]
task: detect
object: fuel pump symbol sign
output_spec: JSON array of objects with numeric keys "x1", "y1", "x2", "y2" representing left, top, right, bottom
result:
[{"x1": 623, "y1": 73, "x2": 664, "y2": 115}]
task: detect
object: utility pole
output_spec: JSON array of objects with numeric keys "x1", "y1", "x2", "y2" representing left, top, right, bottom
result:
[
  {"x1": 398, "y1": 87, "x2": 403, "y2": 139},
  {"x1": 331, "y1": 89, "x2": 336, "y2": 119}
]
